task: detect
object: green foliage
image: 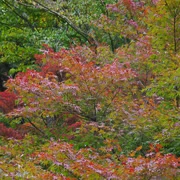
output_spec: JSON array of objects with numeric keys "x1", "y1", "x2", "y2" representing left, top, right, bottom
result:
[
  {"x1": 144, "y1": 0, "x2": 180, "y2": 107},
  {"x1": 0, "y1": 113, "x2": 10, "y2": 127},
  {"x1": 0, "y1": 0, "x2": 83, "y2": 78}
]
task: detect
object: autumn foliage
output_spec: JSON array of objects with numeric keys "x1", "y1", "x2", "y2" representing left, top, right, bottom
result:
[
  {"x1": 6, "y1": 44, "x2": 137, "y2": 126},
  {"x1": 0, "y1": 137, "x2": 179, "y2": 179},
  {"x1": 1, "y1": 0, "x2": 180, "y2": 179}
]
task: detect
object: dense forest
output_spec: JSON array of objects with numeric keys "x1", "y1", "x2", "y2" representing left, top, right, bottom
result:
[{"x1": 0, "y1": 0, "x2": 180, "y2": 179}]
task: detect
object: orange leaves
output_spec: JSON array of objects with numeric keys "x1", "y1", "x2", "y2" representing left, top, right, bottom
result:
[
  {"x1": 130, "y1": 146, "x2": 142, "y2": 157},
  {"x1": 122, "y1": 0, "x2": 136, "y2": 11},
  {"x1": 136, "y1": 145, "x2": 142, "y2": 151},
  {"x1": 148, "y1": 143, "x2": 163, "y2": 154}
]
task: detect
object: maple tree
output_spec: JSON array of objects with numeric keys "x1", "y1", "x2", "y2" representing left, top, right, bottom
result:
[
  {"x1": 0, "y1": 0, "x2": 180, "y2": 179},
  {"x1": 6, "y1": 44, "x2": 136, "y2": 130}
]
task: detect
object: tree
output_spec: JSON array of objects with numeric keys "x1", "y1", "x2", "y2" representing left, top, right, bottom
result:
[
  {"x1": 6, "y1": 45, "x2": 136, "y2": 131},
  {"x1": 145, "y1": 0, "x2": 180, "y2": 108}
]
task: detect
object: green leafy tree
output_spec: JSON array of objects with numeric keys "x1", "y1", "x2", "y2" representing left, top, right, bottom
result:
[{"x1": 145, "y1": 0, "x2": 180, "y2": 108}]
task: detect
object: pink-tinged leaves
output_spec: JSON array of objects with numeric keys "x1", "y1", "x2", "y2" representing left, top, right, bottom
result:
[
  {"x1": 6, "y1": 45, "x2": 137, "y2": 123},
  {"x1": 33, "y1": 141, "x2": 180, "y2": 179}
]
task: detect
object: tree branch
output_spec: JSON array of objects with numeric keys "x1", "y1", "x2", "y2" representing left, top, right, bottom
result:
[
  {"x1": 27, "y1": 118, "x2": 47, "y2": 137},
  {"x1": 31, "y1": 0, "x2": 98, "y2": 47},
  {"x1": 2, "y1": 0, "x2": 35, "y2": 31},
  {"x1": 99, "y1": 0, "x2": 115, "y2": 52}
]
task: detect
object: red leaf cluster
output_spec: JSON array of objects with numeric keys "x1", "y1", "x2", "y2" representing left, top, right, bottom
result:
[
  {"x1": 0, "y1": 123, "x2": 24, "y2": 140},
  {"x1": 0, "y1": 91, "x2": 17, "y2": 113},
  {"x1": 68, "y1": 121, "x2": 82, "y2": 131}
]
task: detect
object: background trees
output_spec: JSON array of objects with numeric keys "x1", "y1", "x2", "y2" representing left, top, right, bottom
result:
[{"x1": 0, "y1": 0, "x2": 128, "y2": 84}]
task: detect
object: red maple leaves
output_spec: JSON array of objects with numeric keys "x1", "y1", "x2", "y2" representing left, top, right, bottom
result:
[
  {"x1": 0, "y1": 91, "x2": 17, "y2": 113},
  {"x1": 0, "y1": 123, "x2": 24, "y2": 139}
]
